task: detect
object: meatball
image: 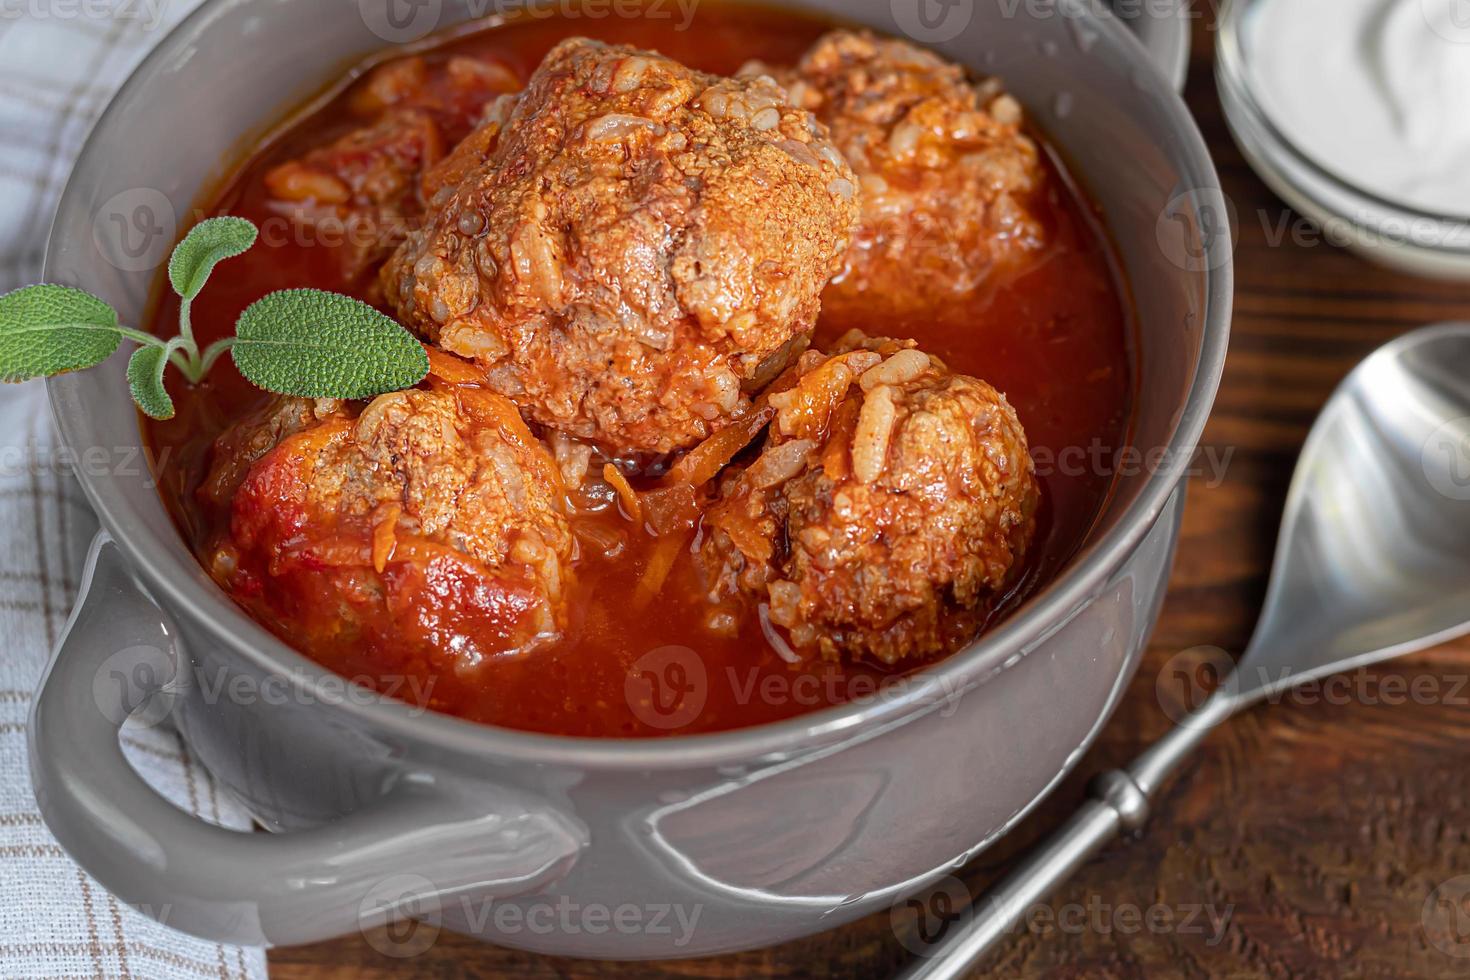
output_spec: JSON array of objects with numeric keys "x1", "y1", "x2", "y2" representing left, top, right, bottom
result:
[
  {"x1": 699, "y1": 334, "x2": 1037, "y2": 664},
  {"x1": 206, "y1": 355, "x2": 573, "y2": 672},
  {"x1": 264, "y1": 55, "x2": 521, "y2": 282},
  {"x1": 745, "y1": 31, "x2": 1046, "y2": 319},
  {"x1": 381, "y1": 37, "x2": 862, "y2": 455}
]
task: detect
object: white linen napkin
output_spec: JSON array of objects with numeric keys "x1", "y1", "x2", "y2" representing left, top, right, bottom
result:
[{"x1": 0, "y1": 5, "x2": 269, "y2": 979}]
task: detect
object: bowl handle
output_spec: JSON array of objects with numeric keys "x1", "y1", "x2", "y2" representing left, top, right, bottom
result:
[{"x1": 28, "y1": 532, "x2": 587, "y2": 948}]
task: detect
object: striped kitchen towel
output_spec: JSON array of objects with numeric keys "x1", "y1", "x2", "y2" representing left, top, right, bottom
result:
[{"x1": 0, "y1": 4, "x2": 268, "y2": 979}]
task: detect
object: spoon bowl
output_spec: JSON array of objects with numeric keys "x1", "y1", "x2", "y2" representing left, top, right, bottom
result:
[
  {"x1": 1232, "y1": 322, "x2": 1470, "y2": 706},
  {"x1": 900, "y1": 323, "x2": 1470, "y2": 980}
]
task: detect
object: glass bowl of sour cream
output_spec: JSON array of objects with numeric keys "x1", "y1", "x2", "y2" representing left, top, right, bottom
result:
[{"x1": 1217, "y1": 0, "x2": 1470, "y2": 278}]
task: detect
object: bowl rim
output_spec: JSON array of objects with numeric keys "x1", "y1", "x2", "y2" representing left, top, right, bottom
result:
[
  {"x1": 46, "y1": 0, "x2": 1233, "y2": 771},
  {"x1": 1215, "y1": 0, "x2": 1470, "y2": 247}
]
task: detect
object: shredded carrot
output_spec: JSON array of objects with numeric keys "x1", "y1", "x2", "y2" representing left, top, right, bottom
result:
[
  {"x1": 773, "y1": 354, "x2": 860, "y2": 442},
  {"x1": 602, "y1": 463, "x2": 643, "y2": 525},
  {"x1": 707, "y1": 499, "x2": 774, "y2": 564},
  {"x1": 425, "y1": 345, "x2": 487, "y2": 386},
  {"x1": 821, "y1": 396, "x2": 861, "y2": 482},
  {"x1": 633, "y1": 533, "x2": 687, "y2": 610},
  {"x1": 666, "y1": 360, "x2": 809, "y2": 488},
  {"x1": 666, "y1": 406, "x2": 770, "y2": 488},
  {"x1": 481, "y1": 390, "x2": 538, "y2": 449},
  {"x1": 370, "y1": 503, "x2": 402, "y2": 574}
]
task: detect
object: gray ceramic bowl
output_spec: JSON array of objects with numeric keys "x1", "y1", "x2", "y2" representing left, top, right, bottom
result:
[{"x1": 30, "y1": 0, "x2": 1228, "y2": 959}]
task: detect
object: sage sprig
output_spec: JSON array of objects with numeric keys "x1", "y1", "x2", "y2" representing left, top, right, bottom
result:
[{"x1": 0, "y1": 216, "x2": 430, "y2": 419}]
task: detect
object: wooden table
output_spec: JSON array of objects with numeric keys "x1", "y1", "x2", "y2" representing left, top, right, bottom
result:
[{"x1": 272, "y1": 16, "x2": 1470, "y2": 979}]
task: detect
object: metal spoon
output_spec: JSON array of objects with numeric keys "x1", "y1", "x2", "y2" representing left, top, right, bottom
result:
[{"x1": 899, "y1": 322, "x2": 1470, "y2": 979}]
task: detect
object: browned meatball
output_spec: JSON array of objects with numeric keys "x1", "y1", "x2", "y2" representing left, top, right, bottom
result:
[
  {"x1": 699, "y1": 333, "x2": 1037, "y2": 664},
  {"x1": 381, "y1": 37, "x2": 861, "y2": 455},
  {"x1": 744, "y1": 31, "x2": 1046, "y2": 319},
  {"x1": 206, "y1": 355, "x2": 573, "y2": 672}
]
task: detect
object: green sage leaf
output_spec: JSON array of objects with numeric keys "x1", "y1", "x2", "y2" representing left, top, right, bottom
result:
[
  {"x1": 0, "y1": 284, "x2": 121, "y2": 382},
  {"x1": 127, "y1": 345, "x2": 174, "y2": 420},
  {"x1": 167, "y1": 216, "x2": 258, "y2": 301},
  {"x1": 232, "y1": 288, "x2": 429, "y2": 399}
]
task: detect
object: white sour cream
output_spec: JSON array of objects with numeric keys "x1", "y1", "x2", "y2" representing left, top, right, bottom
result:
[{"x1": 1247, "y1": 0, "x2": 1470, "y2": 216}]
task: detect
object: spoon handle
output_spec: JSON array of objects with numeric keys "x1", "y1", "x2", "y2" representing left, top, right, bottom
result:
[{"x1": 895, "y1": 696, "x2": 1233, "y2": 980}]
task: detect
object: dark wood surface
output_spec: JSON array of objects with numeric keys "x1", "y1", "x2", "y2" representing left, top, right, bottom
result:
[{"x1": 271, "y1": 17, "x2": 1470, "y2": 979}]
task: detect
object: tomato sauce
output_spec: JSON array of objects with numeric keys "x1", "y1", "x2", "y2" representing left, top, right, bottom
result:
[{"x1": 143, "y1": 3, "x2": 1136, "y2": 737}]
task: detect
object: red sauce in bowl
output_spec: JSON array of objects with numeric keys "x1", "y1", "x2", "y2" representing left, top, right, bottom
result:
[{"x1": 143, "y1": 3, "x2": 1135, "y2": 737}]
